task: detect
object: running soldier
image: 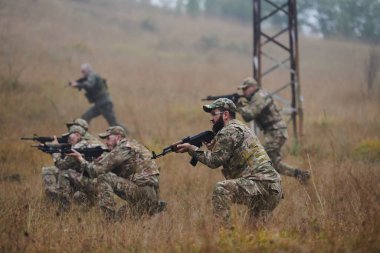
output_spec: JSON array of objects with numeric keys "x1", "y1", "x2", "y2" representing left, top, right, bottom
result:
[
  {"x1": 68, "y1": 63, "x2": 127, "y2": 132},
  {"x1": 175, "y1": 98, "x2": 283, "y2": 224},
  {"x1": 236, "y1": 77, "x2": 310, "y2": 184}
]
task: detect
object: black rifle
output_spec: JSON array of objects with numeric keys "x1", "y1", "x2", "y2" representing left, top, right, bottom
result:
[
  {"x1": 202, "y1": 93, "x2": 243, "y2": 104},
  {"x1": 152, "y1": 130, "x2": 215, "y2": 166},
  {"x1": 33, "y1": 143, "x2": 109, "y2": 160},
  {"x1": 21, "y1": 135, "x2": 68, "y2": 144}
]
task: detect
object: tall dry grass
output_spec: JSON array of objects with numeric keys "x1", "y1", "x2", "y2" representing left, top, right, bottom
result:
[{"x1": 0, "y1": 0, "x2": 379, "y2": 252}]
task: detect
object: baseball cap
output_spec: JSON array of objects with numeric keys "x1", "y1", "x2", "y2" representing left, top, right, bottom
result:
[
  {"x1": 238, "y1": 77, "x2": 257, "y2": 90},
  {"x1": 98, "y1": 126, "x2": 126, "y2": 139},
  {"x1": 203, "y1": 98, "x2": 237, "y2": 113}
]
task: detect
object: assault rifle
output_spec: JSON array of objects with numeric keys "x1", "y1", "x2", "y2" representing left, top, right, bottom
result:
[
  {"x1": 202, "y1": 93, "x2": 243, "y2": 104},
  {"x1": 32, "y1": 143, "x2": 109, "y2": 160},
  {"x1": 21, "y1": 135, "x2": 68, "y2": 144},
  {"x1": 151, "y1": 130, "x2": 215, "y2": 166}
]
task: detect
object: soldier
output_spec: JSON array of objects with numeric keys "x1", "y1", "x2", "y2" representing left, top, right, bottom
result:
[
  {"x1": 44, "y1": 125, "x2": 96, "y2": 210},
  {"x1": 175, "y1": 98, "x2": 283, "y2": 224},
  {"x1": 41, "y1": 119, "x2": 104, "y2": 195},
  {"x1": 236, "y1": 77, "x2": 310, "y2": 184},
  {"x1": 66, "y1": 118, "x2": 105, "y2": 147},
  {"x1": 68, "y1": 126, "x2": 165, "y2": 220},
  {"x1": 68, "y1": 63, "x2": 127, "y2": 132}
]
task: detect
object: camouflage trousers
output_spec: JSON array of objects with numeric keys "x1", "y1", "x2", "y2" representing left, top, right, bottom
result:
[
  {"x1": 42, "y1": 166, "x2": 96, "y2": 207},
  {"x1": 41, "y1": 166, "x2": 59, "y2": 193},
  {"x1": 57, "y1": 169, "x2": 97, "y2": 206},
  {"x1": 212, "y1": 176, "x2": 282, "y2": 221},
  {"x1": 97, "y1": 172, "x2": 160, "y2": 219},
  {"x1": 264, "y1": 129, "x2": 297, "y2": 177}
]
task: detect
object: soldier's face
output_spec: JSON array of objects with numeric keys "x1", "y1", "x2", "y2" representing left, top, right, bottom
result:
[
  {"x1": 68, "y1": 133, "x2": 82, "y2": 145},
  {"x1": 243, "y1": 85, "x2": 256, "y2": 97},
  {"x1": 106, "y1": 134, "x2": 121, "y2": 150},
  {"x1": 210, "y1": 109, "x2": 225, "y2": 133}
]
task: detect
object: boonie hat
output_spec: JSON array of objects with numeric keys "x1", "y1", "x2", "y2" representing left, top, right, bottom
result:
[
  {"x1": 203, "y1": 98, "x2": 237, "y2": 113},
  {"x1": 98, "y1": 126, "x2": 126, "y2": 139}
]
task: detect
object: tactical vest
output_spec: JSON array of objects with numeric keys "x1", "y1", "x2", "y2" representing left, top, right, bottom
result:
[
  {"x1": 252, "y1": 92, "x2": 283, "y2": 131},
  {"x1": 220, "y1": 120, "x2": 272, "y2": 180},
  {"x1": 84, "y1": 75, "x2": 109, "y2": 103}
]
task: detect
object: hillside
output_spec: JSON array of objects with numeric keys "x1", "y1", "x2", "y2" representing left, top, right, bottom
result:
[{"x1": 0, "y1": 0, "x2": 379, "y2": 252}]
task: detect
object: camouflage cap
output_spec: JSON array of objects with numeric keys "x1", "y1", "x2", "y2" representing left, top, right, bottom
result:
[
  {"x1": 98, "y1": 126, "x2": 126, "y2": 139},
  {"x1": 62, "y1": 125, "x2": 86, "y2": 137},
  {"x1": 203, "y1": 98, "x2": 237, "y2": 113},
  {"x1": 66, "y1": 118, "x2": 89, "y2": 131},
  {"x1": 238, "y1": 77, "x2": 257, "y2": 90}
]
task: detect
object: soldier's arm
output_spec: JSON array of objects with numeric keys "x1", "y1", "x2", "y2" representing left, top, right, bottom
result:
[
  {"x1": 188, "y1": 132, "x2": 235, "y2": 169},
  {"x1": 79, "y1": 145, "x2": 131, "y2": 178},
  {"x1": 76, "y1": 74, "x2": 97, "y2": 89}
]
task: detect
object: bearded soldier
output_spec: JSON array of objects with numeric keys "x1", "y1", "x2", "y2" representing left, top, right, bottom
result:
[
  {"x1": 175, "y1": 98, "x2": 283, "y2": 223},
  {"x1": 236, "y1": 77, "x2": 310, "y2": 184}
]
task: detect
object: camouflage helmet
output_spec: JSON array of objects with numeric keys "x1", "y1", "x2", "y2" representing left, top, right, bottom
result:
[
  {"x1": 238, "y1": 77, "x2": 257, "y2": 90},
  {"x1": 98, "y1": 126, "x2": 126, "y2": 139},
  {"x1": 203, "y1": 98, "x2": 237, "y2": 113},
  {"x1": 62, "y1": 125, "x2": 86, "y2": 137},
  {"x1": 66, "y1": 118, "x2": 89, "y2": 131}
]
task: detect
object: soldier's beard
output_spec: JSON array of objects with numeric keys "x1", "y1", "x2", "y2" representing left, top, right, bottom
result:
[{"x1": 212, "y1": 115, "x2": 224, "y2": 133}]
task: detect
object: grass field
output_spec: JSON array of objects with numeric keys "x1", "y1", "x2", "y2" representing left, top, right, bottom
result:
[{"x1": 0, "y1": 0, "x2": 379, "y2": 252}]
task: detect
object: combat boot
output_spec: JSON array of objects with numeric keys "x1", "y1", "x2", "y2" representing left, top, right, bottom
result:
[
  {"x1": 149, "y1": 200, "x2": 167, "y2": 216},
  {"x1": 294, "y1": 169, "x2": 310, "y2": 185}
]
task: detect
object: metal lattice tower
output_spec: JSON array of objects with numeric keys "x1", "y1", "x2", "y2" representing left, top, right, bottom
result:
[{"x1": 252, "y1": 0, "x2": 303, "y2": 142}]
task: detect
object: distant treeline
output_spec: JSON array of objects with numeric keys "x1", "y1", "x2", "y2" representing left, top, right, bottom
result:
[{"x1": 142, "y1": 0, "x2": 380, "y2": 42}]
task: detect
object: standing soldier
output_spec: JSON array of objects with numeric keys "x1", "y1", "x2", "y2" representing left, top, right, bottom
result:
[
  {"x1": 68, "y1": 63, "x2": 127, "y2": 132},
  {"x1": 175, "y1": 98, "x2": 283, "y2": 224},
  {"x1": 69, "y1": 126, "x2": 165, "y2": 220},
  {"x1": 236, "y1": 77, "x2": 310, "y2": 184}
]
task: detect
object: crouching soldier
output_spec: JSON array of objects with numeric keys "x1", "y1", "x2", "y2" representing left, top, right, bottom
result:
[{"x1": 69, "y1": 126, "x2": 165, "y2": 220}]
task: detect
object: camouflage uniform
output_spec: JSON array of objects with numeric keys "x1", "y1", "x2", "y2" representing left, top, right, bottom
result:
[
  {"x1": 42, "y1": 120, "x2": 104, "y2": 194},
  {"x1": 76, "y1": 72, "x2": 122, "y2": 128},
  {"x1": 43, "y1": 126, "x2": 97, "y2": 207},
  {"x1": 79, "y1": 127, "x2": 161, "y2": 218},
  {"x1": 237, "y1": 78, "x2": 309, "y2": 182},
  {"x1": 189, "y1": 99, "x2": 282, "y2": 221}
]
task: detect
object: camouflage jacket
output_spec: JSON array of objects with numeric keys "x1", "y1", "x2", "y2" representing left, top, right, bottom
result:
[
  {"x1": 80, "y1": 138, "x2": 160, "y2": 187},
  {"x1": 76, "y1": 72, "x2": 111, "y2": 104},
  {"x1": 189, "y1": 119, "x2": 281, "y2": 182},
  {"x1": 237, "y1": 88, "x2": 286, "y2": 132},
  {"x1": 52, "y1": 140, "x2": 89, "y2": 171}
]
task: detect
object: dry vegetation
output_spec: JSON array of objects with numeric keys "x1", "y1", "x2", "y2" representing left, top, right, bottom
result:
[{"x1": 0, "y1": 0, "x2": 379, "y2": 252}]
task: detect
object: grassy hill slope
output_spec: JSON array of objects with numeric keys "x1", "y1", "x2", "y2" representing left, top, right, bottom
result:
[{"x1": 0, "y1": 0, "x2": 379, "y2": 252}]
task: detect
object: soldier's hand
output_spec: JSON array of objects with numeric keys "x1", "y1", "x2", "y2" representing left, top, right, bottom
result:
[
  {"x1": 237, "y1": 97, "x2": 249, "y2": 107},
  {"x1": 66, "y1": 149, "x2": 85, "y2": 162},
  {"x1": 204, "y1": 139, "x2": 216, "y2": 150},
  {"x1": 68, "y1": 81, "x2": 78, "y2": 87},
  {"x1": 175, "y1": 143, "x2": 196, "y2": 153},
  {"x1": 51, "y1": 136, "x2": 59, "y2": 145}
]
